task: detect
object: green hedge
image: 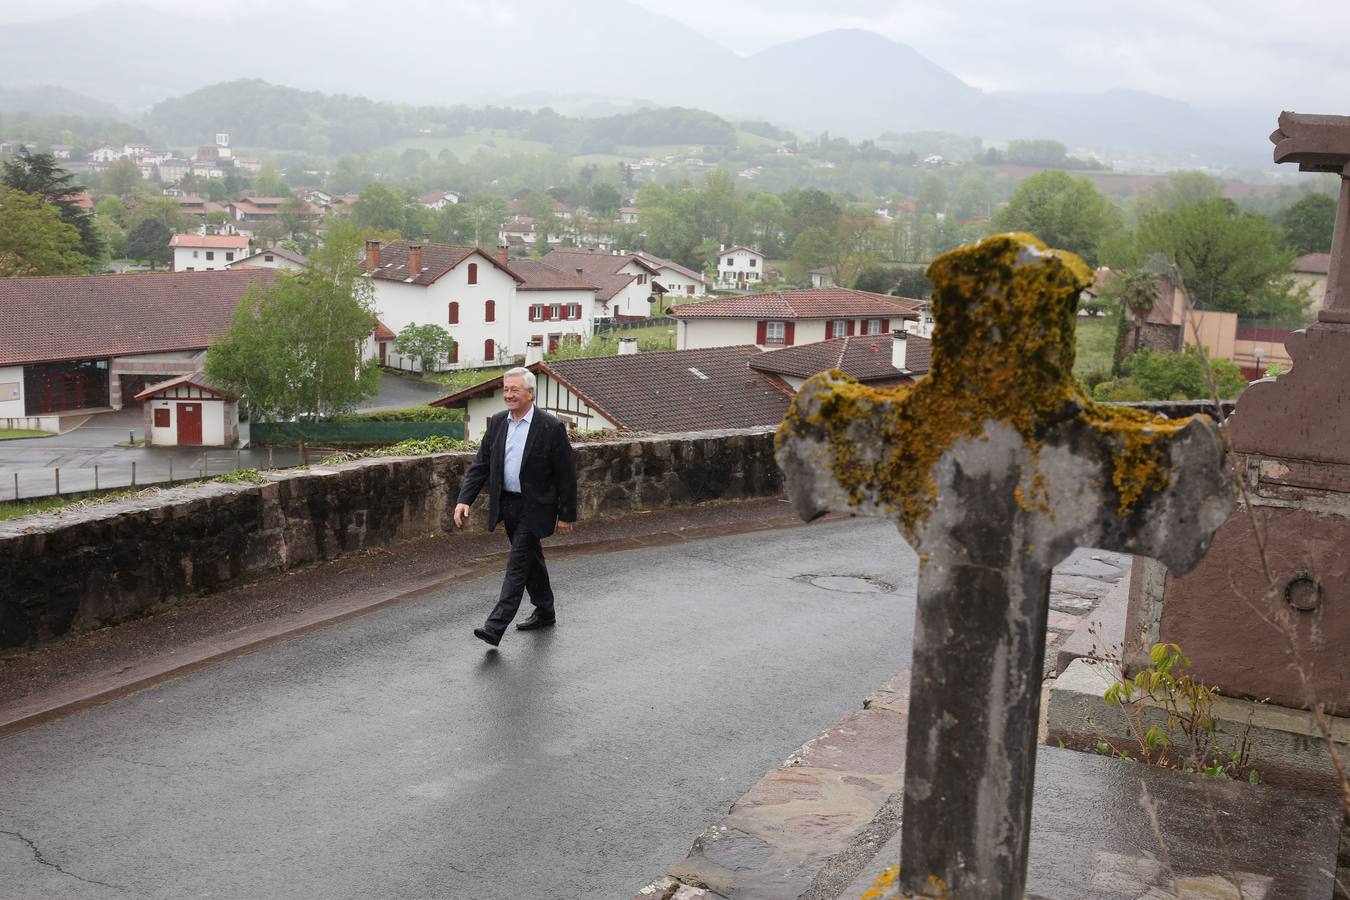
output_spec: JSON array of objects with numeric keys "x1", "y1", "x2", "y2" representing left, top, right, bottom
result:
[
  {"x1": 335, "y1": 405, "x2": 463, "y2": 422},
  {"x1": 251, "y1": 420, "x2": 465, "y2": 444}
]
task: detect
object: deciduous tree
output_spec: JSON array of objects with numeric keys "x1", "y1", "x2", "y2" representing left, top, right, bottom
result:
[
  {"x1": 1279, "y1": 192, "x2": 1337, "y2": 255},
  {"x1": 126, "y1": 218, "x2": 173, "y2": 270},
  {"x1": 394, "y1": 323, "x2": 455, "y2": 373},
  {"x1": 992, "y1": 170, "x2": 1122, "y2": 266},
  {"x1": 0, "y1": 186, "x2": 87, "y2": 276},
  {"x1": 205, "y1": 223, "x2": 381, "y2": 421},
  {"x1": 1135, "y1": 198, "x2": 1300, "y2": 320}
]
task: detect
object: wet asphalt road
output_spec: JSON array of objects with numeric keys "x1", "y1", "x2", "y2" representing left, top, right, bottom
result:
[{"x1": 0, "y1": 517, "x2": 918, "y2": 900}]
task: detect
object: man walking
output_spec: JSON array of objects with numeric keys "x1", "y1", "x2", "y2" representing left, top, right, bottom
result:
[{"x1": 454, "y1": 367, "x2": 578, "y2": 647}]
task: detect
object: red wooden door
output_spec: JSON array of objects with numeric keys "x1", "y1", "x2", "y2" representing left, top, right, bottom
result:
[
  {"x1": 378, "y1": 341, "x2": 387, "y2": 364},
  {"x1": 177, "y1": 402, "x2": 203, "y2": 445}
]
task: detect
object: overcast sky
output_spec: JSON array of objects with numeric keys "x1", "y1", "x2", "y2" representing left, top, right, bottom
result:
[{"x1": 3, "y1": 0, "x2": 1346, "y2": 112}]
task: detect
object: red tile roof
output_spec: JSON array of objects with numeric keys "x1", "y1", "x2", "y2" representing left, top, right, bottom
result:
[
  {"x1": 0, "y1": 269, "x2": 278, "y2": 367},
  {"x1": 542, "y1": 249, "x2": 658, "y2": 301},
  {"x1": 372, "y1": 319, "x2": 397, "y2": 342},
  {"x1": 748, "y1": 333, "x2": 932, "y2": 383},
  {"x1": 134, "y1": 370, "x2": 237, "y2": 401},
  {"x1": 632, "y1": 250, "x2": 706, "y2": 285},
  {"x1": 169, "y1": 233, "x2": 249, "y2": 249},
  {"x1": 670, "y1": 289, "x2": 923, "y2": 320},
  {"x1": 433, "y1": 346, "x2": 791, "y2": 433},
  {"x1": 1294, "y1": 253, "x2": 1331, "y2": 275},
  {"x1": 367, "y1": 241, "x2": 523, "y2": 288},
  {"x1": 507, "y1": 259, "x2": 599, "y2": 292}
]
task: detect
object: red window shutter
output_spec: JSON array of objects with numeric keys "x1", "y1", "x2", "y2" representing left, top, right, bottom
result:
[
  {"x1": 756, "y1": 321, "x2": 767, "y2": 344},
  {"x1": 542, "y1": 305, "x2": 553, "y2": 320},
  {"x1": 486, "y1": 299, "x2": 496, "y2": 322},
  {"x1": 448, "y1": 301, "x2": 459, "y2": 325},
  {"x1": 468, "y1": 263, "x2": 478, "y2": 285},
  {"x1": 484, "y1": 338, "x2": 494, "y2": 360},
  {"x1": 846, "y1": 319, "x2": 856, "y2": 336},
  {"x1": 784, "y1": 322, "x2": 796, "y2": 346},
  {"x1": 449, "y1": 342, "x2": 459, "y2": 363},
  {"x1": 880, "y1": 318, "x2": 889, "y2": 333}
]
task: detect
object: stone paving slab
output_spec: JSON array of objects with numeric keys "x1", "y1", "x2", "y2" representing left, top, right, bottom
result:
[
  {"x1": 662, "y1": 702, "x2": 908, "y2": 900},
  {"x1": 843, "y1": 745, "x2": 1342, "y2": 899}
]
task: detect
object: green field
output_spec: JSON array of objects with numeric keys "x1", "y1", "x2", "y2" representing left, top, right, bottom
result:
[{"x1": 384, "y1": 129, "x2": 551, "y2": 160}]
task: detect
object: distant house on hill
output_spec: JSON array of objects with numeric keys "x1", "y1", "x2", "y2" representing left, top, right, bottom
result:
[
  {"x1": 0, "y1": 269, "x2": 277, "y2": 431},
  {"x1": 430, "y1": 345, "x2": 791, "y2": 441},
  {"x1": 170, "y1": 232, "x2": 250, "y2": 272},
  {"x1": 716, "y1": 245, "x2": 766, "y2": 289},
  {"x1": 670, "y1": 288, "x2": 923, "y2": 351},
  {"x1": 808, "y1": 267, "x2": 835, "y2": 289},
  {"x1": 417, "y1": 191, "x2": 462, "y2": 210}
]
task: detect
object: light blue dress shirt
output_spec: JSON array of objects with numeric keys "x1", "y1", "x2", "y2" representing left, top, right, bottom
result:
[{"x1": 502, "y1": 406, "x2": 533, "y2": 493}]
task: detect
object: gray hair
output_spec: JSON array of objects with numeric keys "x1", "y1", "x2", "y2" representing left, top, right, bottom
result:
[{"x1": 503, "y1": 367, "x2": 536, "y2": 393}]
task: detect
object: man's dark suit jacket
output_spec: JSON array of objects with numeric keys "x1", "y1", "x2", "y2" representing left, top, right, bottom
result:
[{"x1": 456, "y1": 407, "x2": 578, "y2": 538}]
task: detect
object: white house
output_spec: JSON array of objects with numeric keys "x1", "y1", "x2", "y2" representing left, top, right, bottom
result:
[
  {"x1": 418, "y1": 190, "x2": 462, "y2": 210},
  {"x1": 430, "y1": 345, "x2": 790, "y2": 441},
  {"x1": 226, "y1": 246, "x2": 309, "y2": 272},
  {"x1": 136, "y1": 372, "x2": 240, "y2": 447},
  {"x1": 541, "y1": 248, "x2": 659, "y2": 321},
  {"x1": 170, "y1": 232, "x2": 250, "y2": 272},
  {"x1": 619, "y1": 207, "x2": 640, "y2": 225},
  {"x1": 716, "y1": 245, "x2": 766, "y2": 289},
  {"x1": 365, "y1": 241, "x2": 522, "y2": 371},
  {"x1": 809, "y1": 268, "x2": 836, "y2": 289},
  {"x1": 670, "y1": 288, "x2": 923, "y2": 351},
  {"x1": 632, "y1": 250, "x2": 707, "y2": 300},
  {"x1": 89, "y1": 145, "x2": 121, "y2": 163},
  {"x1": 508, "y1": 259, "x2": 598, "y2": 356}
]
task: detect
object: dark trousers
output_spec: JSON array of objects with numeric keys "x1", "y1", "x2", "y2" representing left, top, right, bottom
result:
[{"x1": 483, "y1": 492, "x2": 555, "y2": 636}]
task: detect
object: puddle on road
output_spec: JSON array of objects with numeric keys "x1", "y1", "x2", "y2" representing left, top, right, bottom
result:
[{"x1": 792, "y1": 574, "x2": 896, "y2": 594}]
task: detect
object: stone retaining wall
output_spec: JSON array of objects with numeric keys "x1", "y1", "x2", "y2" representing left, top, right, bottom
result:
[{"x1": 0, "y1": 428, "x2": 781, "y2": 649}]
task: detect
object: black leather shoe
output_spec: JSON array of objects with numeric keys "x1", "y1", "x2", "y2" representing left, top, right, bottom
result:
[
  {"x1": 473, "y1": 627, "x2": 501, "y2": 646},
  {"x1": 516, "y1": 614, "x2": 556, "y2": 631}
]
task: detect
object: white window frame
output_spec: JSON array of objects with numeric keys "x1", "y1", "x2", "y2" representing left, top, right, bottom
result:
[
  {"x1": 830, "y1": 319, "x2": 848, "y2": 338},
  {"x1": 765, "y1": 321, "x2": 786, "y2": 345},
  {"x1": 866, "y1": 319, "x2": 884, "y2": 335}
]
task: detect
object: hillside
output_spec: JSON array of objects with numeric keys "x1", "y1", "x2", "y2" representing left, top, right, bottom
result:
[{"x1": 0, "y1": 1, "x2": 1272, "y2": 168}]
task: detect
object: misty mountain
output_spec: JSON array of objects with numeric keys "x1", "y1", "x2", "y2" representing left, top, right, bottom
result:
[
  {"x1": 0, "y1": 84, "x2": 121, "y2": 119},
  {"x1": 0, "y1": 0, "x2": 1269, "y2": 166}
]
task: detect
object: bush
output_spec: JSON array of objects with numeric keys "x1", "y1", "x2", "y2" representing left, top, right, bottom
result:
[
  {"x1": 1093, "y1": 347, "x2": 1248, "y2": 401},
  {"x1": 336, "y1": 404, "x2": 463, "y2": 422}
]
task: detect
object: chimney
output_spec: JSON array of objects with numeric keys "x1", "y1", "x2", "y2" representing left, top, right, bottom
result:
[
  {"x1": 496, "y1": 244, "x2": 509, "y2": 267},
  {"x1": 525, "y1": 339, "x2": 544, "y2": 366},
  {"x1": 408, "y1": 244, "x2": 423, "y2": 277},
  {"x1": 618, "y1": 337, "x2": 639, "y2": 356},
  {"x1": 365, "y1": 239, "x2": 381, "y2": 271},
  {"x1": 892, "y1": 330, "x2": 908, "y2": 371}
]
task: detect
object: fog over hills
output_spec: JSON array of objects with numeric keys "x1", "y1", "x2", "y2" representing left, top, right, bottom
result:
[{"x1": 0, "y1": 0, "x2": 1272, "y2": 167}]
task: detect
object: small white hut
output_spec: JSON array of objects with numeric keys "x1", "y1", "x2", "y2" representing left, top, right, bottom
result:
[{"x1": 135, "y1": 372, "x2": 239, "y2": 447}]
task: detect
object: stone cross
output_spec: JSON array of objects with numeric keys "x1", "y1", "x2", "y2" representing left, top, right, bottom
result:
[
  {"x1": 775, "y1": 233, "x2": 1233, "y2": 898},
  {"x1": 1271, "y1": 111, "x2": 1350, "y2": 322}
]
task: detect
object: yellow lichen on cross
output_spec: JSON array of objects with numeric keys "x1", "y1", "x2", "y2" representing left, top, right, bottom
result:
[{"x1": 777, "y1": 232, "x2": 1194, "y2": 534}]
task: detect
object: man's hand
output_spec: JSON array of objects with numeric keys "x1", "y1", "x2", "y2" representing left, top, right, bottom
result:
[
  {"x1": 454, "y1": 503, "x2": 472, "y2": 528},
  {"x1": 556, "y1": 520, "x2": 574, "y2": 535}
]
